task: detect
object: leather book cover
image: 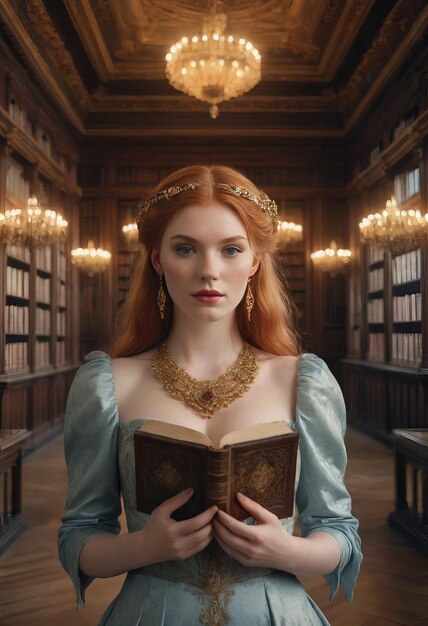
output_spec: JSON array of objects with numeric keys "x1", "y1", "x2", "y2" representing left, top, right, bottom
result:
[
  {"x1": 134, "y1": 432, "x2": 208, "y2": 521},
  {"x1": 135, "y1": 429, "x2": 299, "y2": 521},
  {"x1": 226, "y1": 433, "x2": 299, "y2": 520}
]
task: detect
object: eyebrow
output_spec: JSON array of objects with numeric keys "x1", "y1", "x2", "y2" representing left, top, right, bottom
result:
[{"x1": 169, "y1": 235, "x2": 248, "y2": 244}]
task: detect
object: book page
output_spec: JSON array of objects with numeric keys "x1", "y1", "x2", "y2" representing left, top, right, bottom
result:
[
  {"x1": 219, "y1": 421, "x2": 293, "y2": 448},
  {"x1": 137, "y1": 419, "x2": 212, "y2": 446}
]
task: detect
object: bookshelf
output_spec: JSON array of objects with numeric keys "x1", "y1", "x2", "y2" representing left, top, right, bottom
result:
[
  {"x1": 0, "y1": 64, "x2": 80, "y2": 449},
  {"x1": 345, "y1": 127, "x2": 428, "y2": 439},
  {"x1": 117, "y1": 199, "x2": 140, "y2": 309}
]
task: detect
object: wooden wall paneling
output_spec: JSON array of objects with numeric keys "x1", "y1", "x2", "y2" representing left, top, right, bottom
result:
[
  {"x1": 0, "y1": 384, "x2": 29, "y2": 431},
  {"x1": 309, "y1": 196, "x2": 324, "y2": 356},
  {"x1": 420, "y1": 138, "x2": 428, "y2": 369},
  {"x1": 99, "y1": 173, "x2": 116, "y2": 352},
  {"x1": 31, "y1": 378, "x2": 51, "y2": 433},
  {"x1": 69, "y1": 195, "x2": 80, "y2": 366}
]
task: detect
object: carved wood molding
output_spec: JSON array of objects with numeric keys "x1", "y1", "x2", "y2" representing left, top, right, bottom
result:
[
  {"x1": 84, "y1": 127, "x2": 344, "y2": 139},
  {"x1": 348, "y1": 109, "x2": 428, "y2": 192},
  {"x1": 342, "y1": 0, "x2": 428, "y2": 120},
  {"x1": 63, "y1": 0, "x2": 113, "y2": 79},
  {"x1": 24, "y1": 0, "x2": 89, "y2": 105},
  {"x1": 0, "y1": 106, "x2": 82, "y2": 196},
  {"x1": 89, "y1": 92, "x2": 340, "y2": 113},
  {"x1": 0, "y1": 0, "x2": 85, "y2": 133}
]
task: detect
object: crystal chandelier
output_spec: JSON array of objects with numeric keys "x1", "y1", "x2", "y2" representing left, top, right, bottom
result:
[
  {"x1": 311, "y1": 240, "x2": 351, "y2": 276},
  {"x1": 165, "y1": 2, "x2": 261, "y2": 119},
  {"x1": 0, "y1": 196, "x2": 68, "y2": 247},
  {"x1": 359, "y1": 197, "x2": 428, "y2": 253},
  {"x1": 122, "y1": 222, "x2": 139, "y2": 250},
  {"x1": 71, "y1": 240, "x2": 112, "y2": 276},
  {"x1": 277, "y1": 220, "x2": 303, "y2": 248}
]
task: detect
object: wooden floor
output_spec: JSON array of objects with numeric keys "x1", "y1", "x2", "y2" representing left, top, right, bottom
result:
[{"x1": 1, "y1": 427, "x2": 427, "y2": 626}]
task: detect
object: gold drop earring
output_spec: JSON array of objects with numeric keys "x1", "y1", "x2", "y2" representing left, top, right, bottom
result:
[
  {"x1": 157, "y1": 274, "x2": 166, "y2": 320},
  {"x1": 246, "y1": 278, "x2": 255, "y2": 322}
]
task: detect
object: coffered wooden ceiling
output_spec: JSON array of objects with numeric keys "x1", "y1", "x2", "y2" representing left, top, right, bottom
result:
[{"x1": 1, "y1": 0, "x2": 427, "y2": 137}]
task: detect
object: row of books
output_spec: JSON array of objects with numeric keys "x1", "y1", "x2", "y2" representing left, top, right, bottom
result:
[
  {"x1": 392, "y1": 249, "x2": 421, "y2": 285},
  {"x1": 392, "y1": 333, "x2": 422, "y2": 367},
  {"x1": 6, "y1": 266, "x2": 30, "y2": 299},
  {"x1": 118, "y1": 264, "x2": 132, "y2": 278},
  {"x1": 118, "y1": 252, "x2": 132, "y2": 265},
  {"x1": 5, "y1": 305, "x2": 29, "y2": 335},
  {"x1": 6, "y1": 159, "x2": 28, "y2": 202},
  {"x1": 368, "y1": 267, "x2": 384, "y2": 292},
  {"x1": 6, "y1": 244, "x2": 30, "y2": 263},
  {"x1": 368, "y1": 246, "x2": 384, "y2": 265},
  {"x1": 4, "y1": 341, "x2": 28, "y2": 374},
  {"x1": 36, "y1": 276, "x2": 51, "y2": 304},
  {"x1": 35, "y1": 308, "x2": 51, "y2": 335},
  {"x1": 57, "y1": 311, "x2": 67, "y2": 336},
  {"x1": 368, "y1": 298, "x2": 384, "y2": 324},
  {"x1": 34, "y1": 247, "x2": 52, "y2": 272},
  {"x1": 34, "y1": 341, "x2": 50, "y2": 369},
  {"x1": 393, "y1": 293, "x2": 422, "y2": 322},
  {"x1": 56, "y1": 340, "x2": 67, "y2": 365},
  {"x1": 58, "y1": 250, "x2": 67, "y2": 282},
  {"x1": 394, "y1": 167, "x2": 420, "y2": 204},
  {"x1": 369, "y1": 144, "x2": 380, "y2": 164},
  {"x1": 392, "y1": 106, "x2": 418, "y2": 142},
  {"x1": 58, "y1": 283, "x2": 67, "y2": 307},
  {"x1": 368, "y1": 333, "x2": 385, "y2": 361}
]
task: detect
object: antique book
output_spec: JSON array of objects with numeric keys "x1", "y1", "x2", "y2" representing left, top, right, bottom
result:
[{"x1": 134, "y1": 420, "x2": 299, "y2": 521}]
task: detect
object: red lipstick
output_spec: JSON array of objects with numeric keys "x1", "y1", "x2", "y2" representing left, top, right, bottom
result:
[{"x1": 192, "y1": 290, "x2": 223, "y2": 303}]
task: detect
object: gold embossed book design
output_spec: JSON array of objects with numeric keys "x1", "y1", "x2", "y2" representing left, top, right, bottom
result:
[{"x1": 134, "y1": 421, "x2": 299, "y2": 521}]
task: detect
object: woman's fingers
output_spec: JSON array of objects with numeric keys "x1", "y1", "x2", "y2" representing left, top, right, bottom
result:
[
  {"x1": 154, "y1": 488, "x2": 194, "y2": 518},
  {"x1": 212, "y1": 516, "x2": 251, "y2": 553},
  {"x1": 178, "y1": 504, "x2": 218, "y2": 534}
]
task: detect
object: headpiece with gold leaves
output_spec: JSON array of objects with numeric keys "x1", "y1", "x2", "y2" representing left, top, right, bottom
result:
[{"x1": 136, "y1": 182, "x2": 278, "y2": 227}]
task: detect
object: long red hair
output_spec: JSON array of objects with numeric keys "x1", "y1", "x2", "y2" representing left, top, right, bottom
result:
[{"x1": 111, "y1": 165, "x2": 301, "y2": 357}]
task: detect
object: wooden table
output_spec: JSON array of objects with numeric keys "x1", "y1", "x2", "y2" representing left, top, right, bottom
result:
[
  {"x1": 0, "y1": 429, "x2": 30, "y2": 556},
  {"x1": 389, "y1": 429, "x2": 428, "y2": 555}
]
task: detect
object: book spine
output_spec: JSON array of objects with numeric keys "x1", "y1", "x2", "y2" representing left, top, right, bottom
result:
[{"x1": 206, "y1": 448, "x2": 231, "y2": 512}]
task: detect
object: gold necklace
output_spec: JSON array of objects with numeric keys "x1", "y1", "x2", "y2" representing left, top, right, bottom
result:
[{"x1": 152, "y1": 343, "x2": 259, "y2": 419}]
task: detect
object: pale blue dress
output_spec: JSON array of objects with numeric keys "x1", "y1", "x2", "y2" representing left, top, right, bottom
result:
[{"x1": 58, "y1": 351, "x2": 362, "y2": 626}]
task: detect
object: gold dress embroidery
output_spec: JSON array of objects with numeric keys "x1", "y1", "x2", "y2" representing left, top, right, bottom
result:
[{"x1": 118, "y1": 422, "x2": 278, "y2": 626}]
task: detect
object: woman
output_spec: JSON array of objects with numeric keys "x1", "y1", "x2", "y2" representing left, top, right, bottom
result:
[{"x1": 58, "y1": 165, "x2": 362, "y2": 625}]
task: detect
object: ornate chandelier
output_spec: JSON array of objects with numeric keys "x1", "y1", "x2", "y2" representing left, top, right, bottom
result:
[
  {"x1": 71, "y1": 240, "x2": 111, "y2": 276},
  {"x1": 277, "y1": 220, "x2": 303, "y2": 248},
  {"x1": 165, "y1": 3, "x2": 261, "y2": 119},
  {"x1": 0, "y1": 196, "x2": 68, "y2": 247},
  {"x1": 122, "y1": 222, "x2": 139, "y2": 249},
  {"x1": 311, "y1": 240, "x2": 351, "y2": 276},
  {"x1": 359, "y1": 197, "x2": 428, "y2": 253}
]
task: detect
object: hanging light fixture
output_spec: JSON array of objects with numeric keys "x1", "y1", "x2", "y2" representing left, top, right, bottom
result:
[
  {"x1": 165, "y1": 1, "x2": 261, "y2": 119},
  {"x1": 359, "y1": 197, "x2": 428, "y2": 253},
  {"x1": 0, "y1": 196, "x2": 68, "y2": 247},
  {"x1": 70, "y1": 239, "x2": 111, "y2": 276},
  {"x1": 311, "y1": 240, "x2": 351, "y2": 276},
  {"x1": 276, "y1": 220, "x2": 303, "y2": 249},
  {"x1": 122, "y1": 221, "x2": 139, "y2": 250}
]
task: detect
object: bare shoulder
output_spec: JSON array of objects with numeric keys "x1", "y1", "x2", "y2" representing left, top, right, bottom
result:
[
  {"x1": 111, "y1": 348, "x2": 156, "y2": 389},
  {"x1": 253, "y1": 348, "x2": 298, "y2": 381}
]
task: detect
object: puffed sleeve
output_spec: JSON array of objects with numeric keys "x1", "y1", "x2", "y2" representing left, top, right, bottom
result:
[
  {"x1": 295, "y1": 353, "x2": 362, "y2": 601},
  {"x1": 58, "y1": 351, "x2": 121, "y2": 608}
]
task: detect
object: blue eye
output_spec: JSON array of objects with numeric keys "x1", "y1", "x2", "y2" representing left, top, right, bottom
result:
[
  {"x1": 176, "y1": 245, "x2": 194, "y2": 255},
  {"x1": 224, "y1": 246, "x2": 241, "y2": 256}
]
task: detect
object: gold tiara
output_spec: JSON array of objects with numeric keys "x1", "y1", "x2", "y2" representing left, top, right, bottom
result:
[
  {"x1": 136, "y1": 183, "x2": 200, "y2": 224},
  {"x1": 216, "y1": 183, "x2": 278, "y2": 225},
  {"x1": 136, "y1": 182, "x2": 278, "y2": 226}
]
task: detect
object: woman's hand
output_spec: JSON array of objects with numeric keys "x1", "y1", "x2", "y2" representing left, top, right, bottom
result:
[
  {"x1": 141, "y1": 488, "x2": 217, "y2": 563},
  {"x1": 213, "y1": 493, "x2": 341, "y2": 576},
  {"x1": 212, "y1": 492, "x2": 296, "y2": 570}
]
